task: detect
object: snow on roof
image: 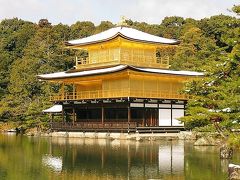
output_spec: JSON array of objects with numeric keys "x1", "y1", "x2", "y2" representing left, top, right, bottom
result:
[
  {"x1": 66, "y1": 26, "x2": 179, "y2": 46},
  {"x1": 137, "y1": 67, "x2": 204, "y2": 76},
  {"x1": 38, "y1": 65, "x2": 127, "y2": 80},
  {"x1": 37, "y1": 65, "x2": 204, "y2": 80},
  {"x1": 42, "y1": 105, "x2": 62, "y2": 113}
]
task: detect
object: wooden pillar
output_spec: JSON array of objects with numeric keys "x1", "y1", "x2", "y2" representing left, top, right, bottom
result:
[
  {"x1": 143, "y1": 109, "x2": 146, "y2": 127},
  {"x1": 72, "y1": 106, "x2": 76, "y2": 126},
  {"x1": 142, "y1": 112, "x2": 144, "y2": 126},
  {"x1": 101, "y1": 106, "x2": 104, "y2": 125},
  {"x1": 128, "y1": 106, "x2": 131, "y2": 132},
  {"x1": 153, "y1": 109, "x2": 157, "y2": 126},
  {"x1": 128, "y1": 107, "x2": 131, "y2": 123},
  {"x1": 86, "y1": 107, "x2": 89, "y2": 122},
  {"x1": 62, "y1": 106, "x2": 64, "y2": 124},
  {"x1": 150, "y1": 110, "x2": 153, "y2": 126}
]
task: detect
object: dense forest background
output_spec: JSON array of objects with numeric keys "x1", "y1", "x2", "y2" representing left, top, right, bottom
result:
[{"x1": 0, "y1": 5, "x2": 239, "y2": 131}]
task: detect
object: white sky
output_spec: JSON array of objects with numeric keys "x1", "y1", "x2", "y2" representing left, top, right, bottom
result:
[{"x1": 0, "y1": 0, "x2": 238, "y2": 25}]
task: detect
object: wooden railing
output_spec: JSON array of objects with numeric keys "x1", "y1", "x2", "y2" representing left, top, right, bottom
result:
[{"x1": 50, "y1": 89, "x2": 190, "y2": 101}]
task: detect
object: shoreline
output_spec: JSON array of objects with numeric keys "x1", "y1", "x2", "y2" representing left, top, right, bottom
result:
[
  {"x1": 2, "y1": 130, "x2": 197, "y2": 141},
  {"x1": 44, "y1": 131, "x2": 183, "y2": 141},
  {"x1": 0, "y1": 122, "x2": 196, "y2": 141}
]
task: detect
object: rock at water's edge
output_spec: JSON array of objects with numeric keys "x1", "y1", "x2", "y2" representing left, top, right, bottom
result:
[
  {"x1": 136, "y1": 136, "x2": 142, "y2": 141},
  {"x1": 220, "y1": 145, "x2": 233, "y2": 159},
  {"x1": 229, "y1": 164, "x2": 240, "y2": 180},
  {"x1": 194, "y1": 137, "x2": 216, "y2": 146},
  {"x1": 178, "y1": 131, "x2": 197, "y2": 140}
]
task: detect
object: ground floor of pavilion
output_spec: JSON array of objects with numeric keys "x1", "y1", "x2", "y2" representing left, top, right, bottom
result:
[{"x1": 49, "y1": 98, "x2": 186, "y2": 133}]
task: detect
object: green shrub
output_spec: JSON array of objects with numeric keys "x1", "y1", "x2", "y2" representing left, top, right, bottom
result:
[
  {"x1": 193, "y1": 124, "x2": 216, "y2": 132},
  {"x1": 227, "y1": 134, "x2": 240, "y2": 149}
]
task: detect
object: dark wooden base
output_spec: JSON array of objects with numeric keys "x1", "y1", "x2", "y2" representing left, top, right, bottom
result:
[{"x1": 136, "y1": 126, "x2": 185, "y2": 133}]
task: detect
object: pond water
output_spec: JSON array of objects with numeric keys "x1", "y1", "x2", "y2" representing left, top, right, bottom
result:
[{"x1": 0, "y1": 134, "x2": 239, "y2": 180}]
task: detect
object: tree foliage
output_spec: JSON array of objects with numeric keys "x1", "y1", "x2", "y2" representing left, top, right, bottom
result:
[{"x1": 179, "y1": 6, "x2": 240, "y2": 132}]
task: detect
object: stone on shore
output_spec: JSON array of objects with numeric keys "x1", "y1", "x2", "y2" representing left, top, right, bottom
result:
[
  {"x1": 194, "y1": 137, "x2": 216, "y2": 146},
  {"x1": 220, "y1": 145, "x2": 233, "y2": 159},
  {"x1": 229, "y1": 164, "x2": 240, "y2": 180},
  {"x1": 178, "y1": 131, "x2": 197, "y2": 140},
  {"x1": 136, "y1": 136, "x2": 143, "y2": 141},
  {"x1": 68, "y1": 132, "x2": 85, "y2": 138}
]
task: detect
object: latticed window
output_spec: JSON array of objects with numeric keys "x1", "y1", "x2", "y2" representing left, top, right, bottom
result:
[
  {"x1": 91, "y1": 51, "x2": 98, "y2": 63},
  {"x1": 156, "y1": 50, "x2": 169, "y2": 65},
  {"x1": 133, "y1": 49, "x2": 144, "y2": 62},
  {"x1": 144, "y1": 49, "x2": 155, "y2": 62},
  {"x1": 109, "y1": 48, "x2": 120, "y2": 61},
  {"x1": 120, "y1": 48, "x2": 132, "y2": 62}
]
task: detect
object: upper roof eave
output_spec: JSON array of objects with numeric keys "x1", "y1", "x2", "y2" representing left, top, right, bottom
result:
[
  {"x1": 65, "y1": 33, "x2": 180, "y2": 48},
  {"x1": 65, "y1": 27, "x2": 180, "y2": 48}
]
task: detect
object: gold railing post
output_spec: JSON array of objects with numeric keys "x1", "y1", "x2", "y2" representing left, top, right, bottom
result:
[{"x1": 75, "y1": 56, "x2": 78, "y2": 67}]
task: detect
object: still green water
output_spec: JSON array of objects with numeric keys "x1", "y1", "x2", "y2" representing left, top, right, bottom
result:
[{"x1": 0, "y1": 134, "x2": 239, "y2": 180}]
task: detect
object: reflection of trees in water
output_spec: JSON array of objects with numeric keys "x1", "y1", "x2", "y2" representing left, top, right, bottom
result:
[
  {"x1": 0, "y1": 135, "x2": 51, "y2": 180},
  {"x1": 184, "y1": 143, "x2": 229, "y2": 180},
  {"x1": 50, "y1": 138, "x2": 185, "y2": 179}
]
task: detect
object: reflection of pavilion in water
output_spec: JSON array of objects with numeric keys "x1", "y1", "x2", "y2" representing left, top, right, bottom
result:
[
  {"x1": 159, "y1": 141, "x2": 184, "y2": 174},
  {"x1": 48, "y1": 138, "x2": 184, "y2": 179}
]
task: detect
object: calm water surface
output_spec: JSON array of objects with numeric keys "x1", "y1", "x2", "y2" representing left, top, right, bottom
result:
[{"x1": 0, "y1": 134, "x2": 239, "y2": 180}]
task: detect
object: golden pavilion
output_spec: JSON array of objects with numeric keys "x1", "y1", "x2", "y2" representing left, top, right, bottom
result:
[{"x1": 38, "y1": 24, "x2": 203, "y2": 132}]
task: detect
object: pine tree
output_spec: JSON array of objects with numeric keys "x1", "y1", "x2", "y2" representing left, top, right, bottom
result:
[{"x1": 180, "y1": 7, "x2": 240, "y2": 136}]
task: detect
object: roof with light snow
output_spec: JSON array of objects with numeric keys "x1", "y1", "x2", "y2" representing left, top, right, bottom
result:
[
  {"x1": 65, "y1": 26, "x2": 179, "y2": 46},
  {"x1": 42, "y1": 104, "x2": 62, "y2": 113},
  {"x1": 37, "y1": 65, "x2": 204, "y2": 80}
]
